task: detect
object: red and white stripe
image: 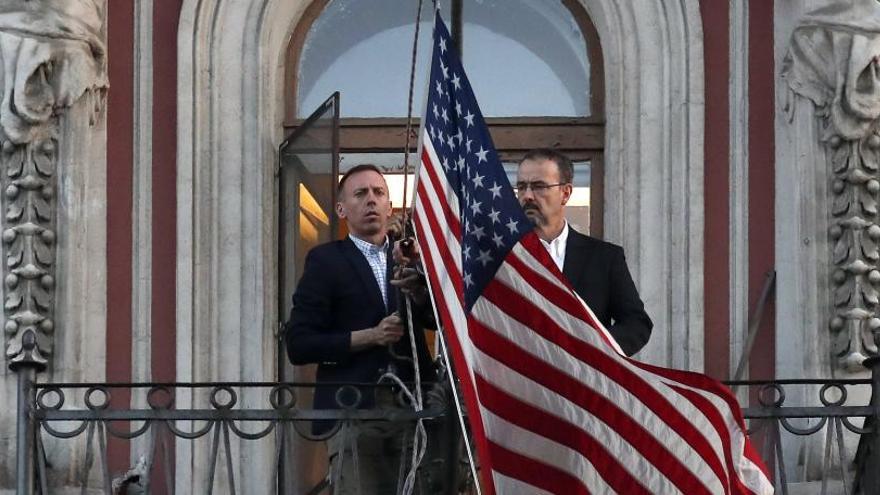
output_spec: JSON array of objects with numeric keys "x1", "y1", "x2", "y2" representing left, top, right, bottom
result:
[{"x1": 413, "y1": 131, "x2": 774, "y2": 495}]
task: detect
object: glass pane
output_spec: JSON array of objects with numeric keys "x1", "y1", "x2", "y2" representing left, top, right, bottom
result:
[
  {"x1": 277, "y1": 94, "x2": 339, "y2": 494},
  {"x1": 298, "y1": 0, "x2": 591, "y2": 118},
  {"x1": 280, "y1": 100, "x2": 338, "y2": 287}
]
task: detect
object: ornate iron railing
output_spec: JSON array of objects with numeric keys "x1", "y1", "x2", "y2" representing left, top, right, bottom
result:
[
  {"x1": 14, "y1": 380, "x2": 462, "y2": 494},
  {"x1": 724, "y1": 357, "x2": 880, "y2": 495},
  {"x1": 11, "y1": 360, "x2": 880, "y2": 494}
]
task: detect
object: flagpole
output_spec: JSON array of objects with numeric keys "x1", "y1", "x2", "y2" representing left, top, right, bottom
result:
[{"x1": 407, "y1": 5, "x2": 482, "y2": 494}]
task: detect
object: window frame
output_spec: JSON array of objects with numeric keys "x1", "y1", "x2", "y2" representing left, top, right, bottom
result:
[{"x1": 284, "y1": 0, "x2": 606, "y2": 237}]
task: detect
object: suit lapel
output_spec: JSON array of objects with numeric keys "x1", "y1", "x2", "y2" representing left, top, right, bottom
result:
[
  {"x1": 341, "y1": 238, "x2": 387, "y2": 314},
  {"x1": 563, "y1": 228, "x2": 590, "y2": 289}
]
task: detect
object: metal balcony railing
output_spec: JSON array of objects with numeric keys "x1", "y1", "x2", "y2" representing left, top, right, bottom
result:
[
  {"x1": 13, "y1": 380, "x2": 464, "y2": 494},
  {"x1": 10, "y1": 360, "x2": 880, "y2": 494},
  {"x1": 724, "y1": 367, "x2": 880, "y2": 495}
]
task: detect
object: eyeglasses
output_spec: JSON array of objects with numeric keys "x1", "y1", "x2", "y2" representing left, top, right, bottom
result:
[{"x1": 513, "y1": 182, "x2": 568, "y2": 195}]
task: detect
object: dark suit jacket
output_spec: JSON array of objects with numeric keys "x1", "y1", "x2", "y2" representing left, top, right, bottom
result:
[
  {"x1": 284, "y1": 237, "x2": 434, "y2": 417},
  {"x1": 562, "y1": 228, "x2": 653, "y2": 356}
]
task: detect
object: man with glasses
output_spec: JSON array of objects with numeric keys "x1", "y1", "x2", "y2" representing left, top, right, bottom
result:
[{"x1": 516, "y1": 149, "x2": 653, "y2": 356}]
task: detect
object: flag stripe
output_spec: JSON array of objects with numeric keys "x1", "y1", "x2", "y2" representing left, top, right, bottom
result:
[
  {"x1": 492, "y1": 473, "x2": 554, "y2": 495},
  {"x1": 421, "y1": 144, "x2": 463, "y2": 234},
  {"x1": 508, "y1": 236, "x2": 623, "y2": 352},
  {"x1": 630, "y1": 361, "x2": 772, "y2": 486},
  {"x1": 412, "y1": 189, "x2": 499, "y2": 495},
  {"x1": 469, "y1": 294, "x2": 720, "y2": 492},
  {"x1": 479, "y1": 405, "x2": 610, "y2": 494},
  {"x1": 469, "y1": 314, "x2": 714, "y2": 495},
  {"x1": 500, "y1": 244, "x2": 735, "y2": 446},
  {"x1": 484, "y1": 269, "x2": 725, "y2": 488},
  {"x1": 475, "y1": 374, "x2": 653, "y2": 494},
  {"x1": 480, "y1": 271, "x2": 732, "y2": 493},
  {"x1": 468, "y1": 310, "x2": 692, "y2": 493},
  {"x1": 487, "y1": 441, "x2": 592, "y2": 495},
  {"x1": 669, "y1": 384, "x2": 754, "y2": 495},
  {"x1": 489, "y1": 254, "x2": 737, "y2": 477}
]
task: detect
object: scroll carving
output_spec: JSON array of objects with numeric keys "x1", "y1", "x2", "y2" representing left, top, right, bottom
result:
[
  {"x1": 782, "y1": 0, "x2": 880, "y2": 370},
  {"x1": 0, "y1": 1, "x2": 107, "y2": 370}
]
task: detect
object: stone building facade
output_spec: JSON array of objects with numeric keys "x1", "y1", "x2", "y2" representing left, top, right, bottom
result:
[{"x1": 1, "y1": 0, "x2": 878, "y2": 492}]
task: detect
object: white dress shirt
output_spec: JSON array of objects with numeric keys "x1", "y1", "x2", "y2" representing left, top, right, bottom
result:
[
  {"x1": 349, "y1": 234, "x2": 389, "y2": 308},
  {"x1": 539, "y1": 222, "x2": 569, "y2": 272}
]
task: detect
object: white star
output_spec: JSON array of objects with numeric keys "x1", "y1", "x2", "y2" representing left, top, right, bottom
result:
[
  {"x1": 441, "y1": 108, "x2": 449, "y2": 123},
  {"x1": 463, "y1": 271, "x2": 473, "y2": 288},
  {"x1": 451, "y1": 73, "x2": 461, "y2": 90},
  {"x1": 435, "y1": 81, "x2": 444, "y2": 98},
  {"x1": 455, "y1": 102, "x2": 462, "y2": 116},
  {"x1": 475, "y1": 146, "x2": 489, "y2": 163},
  {"x1": 441, "y1": 60, "x2": 449, "y2": 79},
  {"x1": 471, "y1": 172, "x2": 485, "y2": 189},
  {"x1": 432, "y1": 104, "x2": 439, "y2": 119},
  {"x1": 438, "y1": 131, "x2": 445, "y2": 146},
  {"x1": 506, "y1": 218, "x2": 519, "y2": 234},
  {"x1": 455, "y1": 130, "x2": 463, "y2": 143},
  {"x1": 465, "y1": 138, "x2": 473, "y2": 152},
  {"x1": 492, "y1": 232, "x2": 505, "y2": 248},
  {"x1": 447, "y1": 134, "x2": 456, "y2": 149},
  {"x1": 470, "y1": 198, "x2": 482, "y2": 216},
  {"x1": 441, "y1": 157, "x2": 450, "y2": 171},
  {"x1": 488, "y1": 208, "x2": 501, "y2": 224},
  {"x1": 489, "y1": 182, "x2": 502, "y2": 199},
  {"x1": 462, "y1": 244, "x2": 471, "y2": 260},
  {"x1": 439, "y1": 37, "x2": 447, "y2": 54},
  {"x1": 472, "y1": 225, "x2": 485, "y2": 241},
  {"x1": 464, "y1": 111, "x2": 475, "y2": 127},
  {"x1": 456, "y1": 156, "x2": 466, "y2": 171},
  {"x1": 477, "y1": 249, "x2": 493, "y2": 267}
]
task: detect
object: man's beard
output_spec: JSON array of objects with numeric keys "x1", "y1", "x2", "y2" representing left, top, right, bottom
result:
[{"x1": 523, "y1": 205, "x2": 546, "y2": 226}]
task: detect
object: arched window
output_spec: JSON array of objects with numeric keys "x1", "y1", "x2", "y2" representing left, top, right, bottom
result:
[{"x1": 285, "y1": 0, "x2": 605, "y2": 235}]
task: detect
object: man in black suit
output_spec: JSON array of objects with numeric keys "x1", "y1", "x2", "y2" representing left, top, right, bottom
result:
[
  {"x1": 285, "y1": 164, "x2": 433, "y2": 494},
  {"x1": 516, "y1": 149, "x2": 653, "y2": 356}
]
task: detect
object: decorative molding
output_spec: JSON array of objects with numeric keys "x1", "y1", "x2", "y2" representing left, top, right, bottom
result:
[
  {"x1": 781, "y1": 0, "x2": 880, "y2": 371},
  {"x1": 729, "y1": 0, "x2": 750, "y2": 379},
  {"x1": 130, "y1": 0, "x2": 154, "y2": 465},
  {"x1": 0, "y1": 1, "x2": 108, "y2": 370},
  {"x1": 581, "y1": 0, "x2": 705, "y2": 369}
]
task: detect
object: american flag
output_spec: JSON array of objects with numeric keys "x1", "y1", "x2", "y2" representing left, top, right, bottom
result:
[{"x1": 412, "y1": 13, "x2": 773, "y2": 495}]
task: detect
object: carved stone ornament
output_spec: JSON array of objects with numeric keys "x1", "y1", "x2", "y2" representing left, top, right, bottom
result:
[
  {"x1": 782, "y1": 0, "x2": 880, "y2": 371},
  {"x1": 0, "y1": 1, "x2": 107, "y2": 370}
]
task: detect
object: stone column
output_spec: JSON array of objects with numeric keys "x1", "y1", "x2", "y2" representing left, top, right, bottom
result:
[
  {"x1": 0, "y1": 1, "x2": 107, "y2": 492},
  {"x1": 778, "y1": 0, "x2": 880, "y2": 484},
  {"x1": 781, "y1": 0, "x2": 880, "y2": 373}
]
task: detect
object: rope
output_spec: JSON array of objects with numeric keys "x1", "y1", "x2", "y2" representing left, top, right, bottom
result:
[
  {"x1": 377, "y1": 294, "x2": 427, "y2": 495},
  {"x1": 385, "y1": 1, "x2": 429, "y2": 493},
  {"x1": 400, "y1": 0, "x2": 426, "y2": 238}
]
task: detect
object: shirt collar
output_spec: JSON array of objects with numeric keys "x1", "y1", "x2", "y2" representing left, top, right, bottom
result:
[
  {"x1": 540, "y1": 221, "x2": 569, "y2": 247},
  {"x1": 349, "y1": 234, "x2": 388, "y2": 254}
]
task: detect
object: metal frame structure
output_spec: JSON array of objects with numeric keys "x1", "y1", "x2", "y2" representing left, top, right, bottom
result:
[
  {"x1": 15, "y1": 381, "x2": 449, "y2": 494},
  {"x1": 9, "y1": 359, "x2": 880, "y2": 493}
]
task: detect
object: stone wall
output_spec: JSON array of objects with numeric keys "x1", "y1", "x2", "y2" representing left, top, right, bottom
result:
[{"x1": 0, "y1": 0, "x2": 108, "y2": 492}]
